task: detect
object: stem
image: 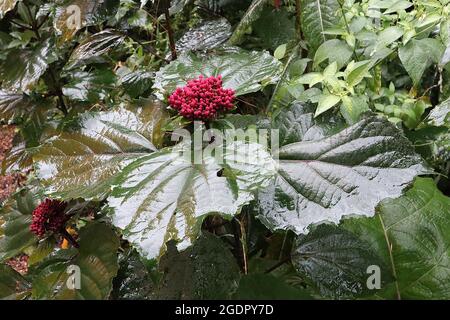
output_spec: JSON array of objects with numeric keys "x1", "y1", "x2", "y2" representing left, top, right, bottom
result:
[
  {"x1": 164, "y1": 6, "x2": 177, "y2": 60},
  {"x1": 233, "y1": 217, "x2": 248, "y2": 274},
  {"x1": 295, "y1": 0, "x2": 303, "y2": 46},
  {"x1": 338, "y1": 1, "x2": 358, "y2": 61}
]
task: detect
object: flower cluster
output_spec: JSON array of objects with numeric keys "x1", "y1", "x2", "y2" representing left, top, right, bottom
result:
[
  {"x1": 168, "y1": 75, "x2": 235, "y2": 121},
  {"x1": 30, "y1": 199, "x2": 68, "y2": 238}
]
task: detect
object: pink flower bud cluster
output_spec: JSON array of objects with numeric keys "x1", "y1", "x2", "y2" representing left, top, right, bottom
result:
[
  {"x1": 168, "y1": 75, "x2": 235, "y2": 121},
  {"x1": 30, "y1": 199, "x2": 68, "y2": 238}
]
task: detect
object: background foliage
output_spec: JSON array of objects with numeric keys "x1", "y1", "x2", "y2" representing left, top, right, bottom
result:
[{"x1": 1, "y1": 0, "x2": 450, "y2": 300}]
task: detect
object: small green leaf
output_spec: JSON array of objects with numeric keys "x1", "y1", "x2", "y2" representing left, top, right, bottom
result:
[
  {"x1": 316, "y1": 94, "x2": 341, "y2": 116},
  {"x1": 274, "y1": 44, "x2": 287, "y2": 60}
]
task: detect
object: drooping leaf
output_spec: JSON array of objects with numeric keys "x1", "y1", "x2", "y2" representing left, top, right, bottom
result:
[
  {"x1": 259, "y1": 105, "x2": 427, "y2": 235},
  {"x1": 0, "y1": 39, "x2": 52, "y2": 93},
  {"x1": 343, "y1": 178, "x2": 450, "y2": 299},
  {"x1": 31, "y1": 222, "x2": 120, "y2": 300},
  {"x1": 291, "y1": 224, "x2": 392, "y2": 299},
  {"x1": 153, "y1": 48, "x2": 282, "y2": 100},
  {"x1": 64, "y1": 30, "x2": 127, "y2": 70},
  {"x1": 228, "y1": 0, "x2": 270, "y2": 45},
  {"x1": 156, "y1": 232, "x2": 241, "y2": 299},
  {"x1": 301, "y1": 0, "x2": 340, "y2": 55},
  {"x1": 233, "y1": 273, "x2": 312, "y2": 299},
  {"x1": 34, "y1": 101, "x2": 168, "y2": 200},
  {"x1": 108, "y1": 140, "x2": 276, "y2": 260},
  {"x1": 175, "y1": 18, "x2": 231, "y2": 53},
  {"x1": 0, "y1": 0, "x2": 19, "y2": 19}
]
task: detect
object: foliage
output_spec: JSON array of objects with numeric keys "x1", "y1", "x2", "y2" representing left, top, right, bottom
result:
[{"x1": 1, "y1": 0, "x2": 450, "y2": 301}]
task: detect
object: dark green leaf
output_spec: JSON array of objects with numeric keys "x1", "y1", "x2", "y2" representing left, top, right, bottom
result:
[
  {"x1": 156, "y1": 232, "x2": 240, "y2": 299},
  {"x1": 292, "y1": 224, "x2": 391, "y2": 299},
  {"x1": 259, "y1": 110, "x2": 427, "y2": 235}
]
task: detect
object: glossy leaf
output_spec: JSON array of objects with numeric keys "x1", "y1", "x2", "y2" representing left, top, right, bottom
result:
[
  {"x1": 34, "y1": 102, "x2": 168, "y2": 200},
  {"x1": 62, "y1": 68, "x2": 117, "y2": 103},
  {"x1": 428, "y1": 98, "x2": 450, "y2": 127},
  {"x1": 117, "y1": 68, "x2": 153, "y2": 99},
  {"x1": 0, "y1": 0, "x2": 19, "y2": 19},
  {"x1": 156, "y1": 232, "x2": 241, "y2": 299},
  {"x1": 64, "y1": 30, "x2": 127, "y2": 70},
  {"x1": 344, "y1": 178, "x2": 450, "y2": 299},
  {"x1": 292, "y1": 224, "x2": 391, "y2": 299},
  {"x1": 228, "y1": 0, "x2": 270, "y2": 45},
  {"x1": 175, "y1": 18, "x2": 231, "y2": 53},
  {"x1": 0, "y1": 190, "x2": 38, "y2": 262},
  {"x1": 32, "y1": 222, "x2": 120, "y2": 300},
  {"x1": 301, "y1": 0, "x2": 340, "y2": 54},
  {"x1": 153, "y1": 48, "x2": 282, "y2": 99},
  {"x1": 108, "y1": 140, "x2": 276, "y2": 260},
  {"x1": 54, "y1": 0, "x2": 119, "y2": 42},
  {"x1": 259, "y1": 106, "x2": 427, "y2": 235},
  {"x1": 0, "y1": 39, "x2": 52, "y2": 93},
  {"x1": 0, "y1": 264, "x2": 29, "y2": 299}
]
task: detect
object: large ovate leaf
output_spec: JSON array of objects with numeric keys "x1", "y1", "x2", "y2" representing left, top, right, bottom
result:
[
  {"x1": 34, "y1": 101, "x2": 168, "y2": 200},
  {"x1": 0, "y1": 0, "x2": 19, "y2": 19},
  {"x1": 291, "y1": 224, "x2": 391, "y2": 299},
  {"x1": 228, "y1": 0, "x2": 270, "y2": 45},
  {"x1": 156, "y1": 232, "x2": 240, "y2": 299},
  {"x1": 108, "y1": 140, "x2": 276, "y2": 260},
  {"x1": 64, "y1": 30, "x2": 127, "y2": 70},
  {"x1": 301, "y1": 0, "x2": 340, "y2": 55},
  {"x1": 153, "y1": 47, "x2": 282, "y2": 100},
  {"x1": 175, "y1": 18, "x2": 231, "y2": 53},
  {"x1": 0, "y1": 39, "x2": 52, "y2": 93},
  {"x1": 31, "y1": 222, "x2": 120, "y2": 300},
  {"x1": 344, "y1": 178, "x2": 450, "y2": 299},
  {"x1": 259, "y1": 105, "x2": 427, "y2": 235}
]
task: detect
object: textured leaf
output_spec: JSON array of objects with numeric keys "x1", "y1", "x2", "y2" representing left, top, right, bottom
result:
[
  {"x1": 273, "y1": 102, "x2": 346, "y2": 148},
  {"x1": 428, "y1": 98, "x2": 450, "y2": 127},
  {"x1": 32, "y1": 222, "x2": 120, "y2": 300},
  {"x1": 259, "y1": 105, "x2": 427, "y2": 235},
  {"x1": 228, "y1": 0, "x2": 270, "y2": 45},
  {"x1": 0, "y1": 0, "x2": 19, "y2": 19},
  {"x1": 156, "y1": 232, "x2": 240, "y2": 299},
  {"x1": 54, "y1": 0, "x2": 119, "y2": 42},
  {"x1": 399, "y1": 39, "x2": 444, "y2": 85},
  {"x1": 117, "y1": 68, "x2": 153, "y2": 99},
  {"x1": 34, "y1": 101, "x2": 168, "y2": 200},
  {"x1": 108, "y1": 140, "x2": 276, "y2": 260},
  {"x1": 153, "y1": 48, "x2": 282, "y2": 100},
  {"x1": 344, "y1": 178, "x2": 450, "y2": 299},
  {"x1": 314, "y1": 39, "x2": 353, "y2": 69},
  {"x1": 0, "y1": 39, "x2": 52, "y2": 93},
  {"x1": 301, "y1": 0, "x2": 340, "y2": 54},
  {"x1": 175, "y1": 18, "x2": 231, "y2": 53},
  {"x1": 292, "y1": 224, "x2": 391, "y2": 299},
  {"x1": 62, "y1": 68, "x2": 117, "y2": 103},
  {"x1": 64, "y1": 30, "x2": 127, "y2": 70},
  {"x1": 233, "y1": 274, "x2": 312, "y2": 299}
]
